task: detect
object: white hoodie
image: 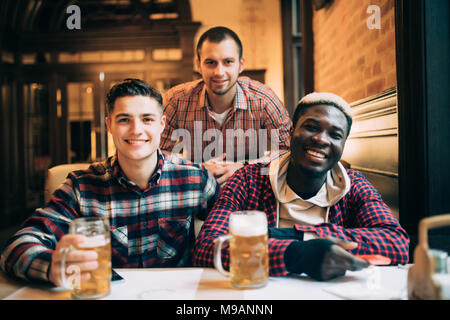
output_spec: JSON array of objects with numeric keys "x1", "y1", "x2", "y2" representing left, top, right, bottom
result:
[{"x1": 269, "y1": 152, "x2": 351, "y2": 239}]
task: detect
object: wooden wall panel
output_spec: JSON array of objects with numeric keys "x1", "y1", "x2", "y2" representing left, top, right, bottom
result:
[{"x1": 342, "y1": 88, "x2": 399, "y2": 218}]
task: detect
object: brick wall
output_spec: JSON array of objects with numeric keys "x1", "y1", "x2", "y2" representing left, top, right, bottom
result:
[{"x1": 313, "y1": 0, "x2": 396, "y2": 103}]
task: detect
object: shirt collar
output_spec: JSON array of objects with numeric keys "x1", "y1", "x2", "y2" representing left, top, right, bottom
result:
[
  {"x1": 198, "y1": 78, "x2": 248, "y2": 111},
  {"x1": 109, "y1": 150, "x2": 165, "y2": 190}
]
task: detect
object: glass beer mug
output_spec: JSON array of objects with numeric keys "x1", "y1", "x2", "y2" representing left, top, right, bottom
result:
[
  {"x1": 214, "y1": 211, "x2": 269, "y2": 288},
  {"x1": 60, "y1": 217, "x2": 112, "y2": 299}
]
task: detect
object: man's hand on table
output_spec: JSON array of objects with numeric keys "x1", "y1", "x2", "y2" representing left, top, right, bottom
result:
[{"x1": 284, "y1": 237, "x2": 369, "y2": 281}]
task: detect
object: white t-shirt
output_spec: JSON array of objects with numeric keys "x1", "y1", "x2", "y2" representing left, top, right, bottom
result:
[{"x1": 209, "y1": 108, "x2": 231, "y2": 126}]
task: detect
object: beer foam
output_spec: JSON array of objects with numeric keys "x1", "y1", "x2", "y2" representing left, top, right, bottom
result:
[
  {"x1": 229, "y1": 213, "x2": 267, "y2": 237},
  {"x1": 77, "y1": 235, "x2": 109, "y2": 248}
]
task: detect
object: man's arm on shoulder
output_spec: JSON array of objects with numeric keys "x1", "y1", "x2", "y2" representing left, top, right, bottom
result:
[
  {"x1": 293, "y1": 170, "x2": 410, "y2": 264},
  {"x1": 0, "y1": 179, "x2": 80, "y2": 282}
]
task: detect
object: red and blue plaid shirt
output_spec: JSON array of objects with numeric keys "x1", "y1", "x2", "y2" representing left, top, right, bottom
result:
[
  {"x1": 193, "y1": 163, "x2": 410, "y2": 277},
  {"x1": 160, "y1": 77, "x2": 292, "y2": 163},
  {"x1": 1, "y1": 150, "x2": 219, "y2": 282}
]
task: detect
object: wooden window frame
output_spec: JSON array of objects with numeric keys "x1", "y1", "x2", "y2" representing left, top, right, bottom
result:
[{"x1": 281, "y1": 0, "x2": 314, "y2": 117}]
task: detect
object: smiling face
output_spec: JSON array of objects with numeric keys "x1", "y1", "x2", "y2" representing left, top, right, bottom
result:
[
  {"x1": 196, "y1": 37, "x2": 244, "y2": 98},
  {"x1": 105, "y1": 95, "x2": 165, "y2": 166},
  {"x1": 290, "y1": 104, "x2": 348, "y2": 177}
]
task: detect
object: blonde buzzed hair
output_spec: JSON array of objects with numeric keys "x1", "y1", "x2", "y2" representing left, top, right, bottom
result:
[{"x1": 293, "y1": 92, "x2": 353, "y2": 136}]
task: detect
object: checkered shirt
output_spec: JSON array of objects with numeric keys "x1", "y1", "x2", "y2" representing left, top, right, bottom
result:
[
  {"x1": 160, "y1": 77, "x2": 292, "y2": 163},
  {"x1": 193, "y1": 163, "x2": 410, "y2": 276},
  {"x1": 0, "y1": 150, "x2": 219, "y2": 282}
]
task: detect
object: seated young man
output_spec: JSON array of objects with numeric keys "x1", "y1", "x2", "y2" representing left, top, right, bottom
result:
[
  {"x1": 1, "y1": 79, "x2": 219, "y2": 286},
  {"x1": 193, "y1": 92, "x2": 409, "y2": 281}
]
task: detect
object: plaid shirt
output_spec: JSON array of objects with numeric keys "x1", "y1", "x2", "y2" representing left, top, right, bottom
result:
[
  {"x1": 1, "y1": 151, "x2": 219, "y2": 282},
  {"x1": 160, "y1": 77, "x2": 292, "y2": 163},
  {"x1": 193, "y1": 163, "x2": 410, "y2": 277}
]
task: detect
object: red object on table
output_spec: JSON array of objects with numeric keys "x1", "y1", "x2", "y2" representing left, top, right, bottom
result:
[{"x1": 355, "y1": 254, "x2": 391, "y2": 265}]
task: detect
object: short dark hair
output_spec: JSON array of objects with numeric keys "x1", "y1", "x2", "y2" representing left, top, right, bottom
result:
[
  {"x1": 105, "y1": 78, "x2": 163, "y2": 116},
  {"x1": 196, "y1": 26, "x2": 243, "y2": 60}
]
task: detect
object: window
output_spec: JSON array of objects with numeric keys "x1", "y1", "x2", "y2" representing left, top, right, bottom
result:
[
  {"x1": 281, "y1": 0, "x2": 313, "y2": 117},
  {"x1": 151, "y1": 48, "x2": 182, "y2": 61},
  {"x1": 67, "y1": 82, "x2": 95, "y2": 163},
  {"x1": 59, "y1": 50, "x2": 145, "y2": 63},
  {"x1": 23, "y1": 83, "x2": 51, "y2": 207}
]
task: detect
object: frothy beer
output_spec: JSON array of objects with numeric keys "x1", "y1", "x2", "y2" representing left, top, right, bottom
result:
[
  {"x1": 229, "y1": 212, "x2": 268, "y2": 288},
  {"x1": 72, "y1": 235, "x2": 111, "y2": 299}
]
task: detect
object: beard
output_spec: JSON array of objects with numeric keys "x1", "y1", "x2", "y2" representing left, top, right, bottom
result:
[
  {"x1": 212, "y1": 88, "x2": 230, "y2": 96},
  {"x1": 209, "y1": 79, "x2": 237, "y2": 96}
]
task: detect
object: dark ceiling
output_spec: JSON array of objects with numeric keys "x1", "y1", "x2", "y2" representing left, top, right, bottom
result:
[{"x1": 0, "y1": 0, "x2": 192, "y2": 33}]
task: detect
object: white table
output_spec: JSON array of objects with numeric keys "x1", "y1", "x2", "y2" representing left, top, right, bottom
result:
[{"x1": 0, "y1": 266, "x2": 409, "y2": 300}]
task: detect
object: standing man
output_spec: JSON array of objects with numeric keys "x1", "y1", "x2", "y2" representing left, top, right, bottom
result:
[
  {"x1": 1, "y1": 79, "x2": 219, "y2": 286},
  {"x1": 160, "y1": 26, "x2": 292, "y2": 184},
  {"x1": 194, "y1": 92, "x2": 409, "y2": 281}
]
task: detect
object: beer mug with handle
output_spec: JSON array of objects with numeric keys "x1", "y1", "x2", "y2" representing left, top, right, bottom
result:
[
  {"x1": 214, "y1": 211, "x2": 269, "y2": 288},
  {"x1": 60, "y1": 217, "x2": 112, "y2": 299}
]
